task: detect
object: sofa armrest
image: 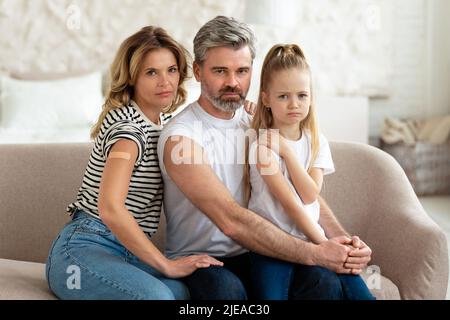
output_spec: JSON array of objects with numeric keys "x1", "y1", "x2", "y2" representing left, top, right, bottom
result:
[
  {"x1": 326, "y1": 142, "x2": 448, "y2": 299},
  {"x1": 359, "y1": 146, "x2": 448, "y2": 299}
]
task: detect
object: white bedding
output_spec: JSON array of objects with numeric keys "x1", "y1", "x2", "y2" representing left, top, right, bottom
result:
[{"x1": 0, "y1": 127, "x2": 91, "y2": 144}]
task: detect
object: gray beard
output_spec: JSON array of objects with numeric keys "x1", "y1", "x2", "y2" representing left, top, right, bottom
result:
[
  {"x1": 207, "y1": 95, "x2": 243, "y2": 113},
  {"x1": 202, "y1": 84, "x2": 245, "y2": 113}
]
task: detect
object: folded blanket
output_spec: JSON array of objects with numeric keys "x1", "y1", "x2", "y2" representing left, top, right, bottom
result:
[{"x1": 381, "y1": 115, "x2": 450, "y2": 145}]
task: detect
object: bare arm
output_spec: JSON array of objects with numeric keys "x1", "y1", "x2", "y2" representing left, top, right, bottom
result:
[
  {"x1": 163, "y1": 136, "x2": 353, "y2": 273},
  {"x1": 260, "y1": 131, "x2": 320, "y2": 204},
  {"x1": 256, "y1": 145, "x2": 327, "y2": 244},
  {"x1": 98, "y1": 140, "x2": 222, "y2": 278},
  {"x1": 317, "y1": 195, "x2": 350, "y2": 238},
  {"x1": 283, "y1": 148, "x2": 322, "y2": 205},
  {"x1": 318, "y1": 195, "x2": 372, "y2": 274}
]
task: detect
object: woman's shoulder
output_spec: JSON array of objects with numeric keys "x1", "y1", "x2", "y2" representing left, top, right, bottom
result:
[
  {"x1": 97, "y1": 103, "x2": 145, "y2": 139},
  {"x1": 104, "y1": 103, "x2": 137, "y2": 123}
]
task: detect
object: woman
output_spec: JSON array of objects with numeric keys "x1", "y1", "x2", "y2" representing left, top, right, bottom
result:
[{"x1": 45, "y1": 26, "x2": 223, "y2": 300}]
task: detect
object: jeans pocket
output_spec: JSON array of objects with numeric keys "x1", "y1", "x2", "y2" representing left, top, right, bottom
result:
[{"x1": 74, "y1": 217, "x2": 112, "y2": 236}]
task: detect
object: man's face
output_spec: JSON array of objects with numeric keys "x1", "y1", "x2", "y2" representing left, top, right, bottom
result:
[{"x1": 194, "y1": 46, "x2": 253, "y2": 113}]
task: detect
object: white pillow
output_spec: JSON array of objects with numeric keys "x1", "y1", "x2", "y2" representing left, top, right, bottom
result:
[{"x1": 0, "y1": 71, "x2": 103, "y2": 129}]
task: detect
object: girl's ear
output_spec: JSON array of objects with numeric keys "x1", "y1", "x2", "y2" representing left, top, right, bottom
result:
[{"x1": 261, "y1": 91, "x2": 269, "y2": 107}]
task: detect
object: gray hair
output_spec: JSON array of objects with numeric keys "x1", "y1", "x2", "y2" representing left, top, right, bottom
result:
[{"x1": 193, "y1": 16, "x2": 256, "y2": 64}]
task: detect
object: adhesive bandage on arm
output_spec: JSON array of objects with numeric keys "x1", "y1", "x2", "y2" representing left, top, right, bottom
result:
[{"x1": 109, "y1": 152, "x2": 132, "y2": 161}]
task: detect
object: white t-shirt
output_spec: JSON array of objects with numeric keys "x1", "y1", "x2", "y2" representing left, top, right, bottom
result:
[
  {"x1": 157, "y1": 101, "x2": 252, "y2": 258},
  {"x1": 248, "y1": 130, "x2": 335, "y2": 241}
]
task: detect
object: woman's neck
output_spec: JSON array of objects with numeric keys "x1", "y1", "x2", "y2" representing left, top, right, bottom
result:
[{"x1": 133, "y1": 97, "x2": 161, "y2": 125}]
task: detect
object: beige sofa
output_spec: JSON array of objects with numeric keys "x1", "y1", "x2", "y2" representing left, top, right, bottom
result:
[{"x1": 0, "y1": 142, "x2": 448, "y2": 300}]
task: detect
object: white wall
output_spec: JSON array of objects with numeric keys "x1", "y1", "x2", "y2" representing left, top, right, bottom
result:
[
  {"x1": 426, "y1": 0, "x2": 450, "y2": 118},
  {"x1": 0, "y1": 0, "x2": 393, "y2": 97},
  {"x1": 369, "y1": 0, "x2": 450, "y2": 137},
  {"x1": 0, "y1": 0, "x2": 447, "y2": 140}
]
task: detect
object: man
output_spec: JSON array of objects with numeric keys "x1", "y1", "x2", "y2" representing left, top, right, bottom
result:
[{"x1": 157, "y1": 16, "x2": 372, "y2": 299}]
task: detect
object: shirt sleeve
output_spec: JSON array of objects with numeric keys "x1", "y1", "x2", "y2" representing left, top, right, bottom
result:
[
  {"x1": 101, "y1": 120, "x2": 147, "y2": 166},
  {"x1": 157, "y1": 123, "x2": 202, "y2": 175},
  {"x1": 312, "y1": 133, "x2": 335, "y2": 175}
]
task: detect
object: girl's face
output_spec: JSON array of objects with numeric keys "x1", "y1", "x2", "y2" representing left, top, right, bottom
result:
[
  {"x1": 134, "y1": 48, "x2": 180, "y2": 112},
  {"x1": 262, "y1": 68, "x2": 311, "y2": 129}
]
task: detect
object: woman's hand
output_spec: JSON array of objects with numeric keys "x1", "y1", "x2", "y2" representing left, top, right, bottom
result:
[{"x1": 162, "y1": 255, "x2": 224, "y2": 278}]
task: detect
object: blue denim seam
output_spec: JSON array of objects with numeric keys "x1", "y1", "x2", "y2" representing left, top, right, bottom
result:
[
  {"x1": 46, "y1": 233, "x2": 62, "y2": 293},
  {"x1": 283, "y1": 264, "x2": 294, "y2": 299}
]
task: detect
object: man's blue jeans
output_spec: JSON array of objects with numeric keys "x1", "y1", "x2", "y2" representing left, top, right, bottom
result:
[
  {"x1": 45, "y1": 209, "x2": 189, "y2": 300},
  {"x1": 183, "y1": 252, "x2": 375, "y2": 300}
]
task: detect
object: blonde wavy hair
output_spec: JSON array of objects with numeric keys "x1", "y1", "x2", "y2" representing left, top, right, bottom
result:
[
  {"x1": 91, "y1": 26, "x2": 190, "y2": 139},
  {"x1": 244, "y1": 44, "x2": 320, "y2": 204}
]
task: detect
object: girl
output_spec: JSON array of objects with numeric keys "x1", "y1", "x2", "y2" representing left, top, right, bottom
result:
[
  {"x1": 45, "y1": 26, "x2": 223, "y2": 300},
  {"x1": 245, "y1": 44, "x2": 375, "y2": 300}
]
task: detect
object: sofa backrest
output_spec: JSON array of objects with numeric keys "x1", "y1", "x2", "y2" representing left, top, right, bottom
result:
[
  {"x1": 0, "y1": 143, "x2": 166, "y2": 263},
  {"x1": 0, "y1": 141, "x2": 383, "y2": 263}
]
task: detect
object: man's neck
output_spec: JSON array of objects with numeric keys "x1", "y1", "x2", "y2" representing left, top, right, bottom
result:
[{"x1": 197, "y1": 95, "x2": 235, "y2": 120}]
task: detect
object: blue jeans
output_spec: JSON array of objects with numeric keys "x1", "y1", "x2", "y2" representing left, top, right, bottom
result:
[
  {"x1": 250, "y1": 253, "x2": 376, "y2": 300},
  {"x1": 183, "y1": 253, "x2": 343, "y2": 300},
  {"x1": 183, "y1": 253, "x2": 253, "y2": 300},
  {"x1": 183, "y1": 253, "x2": 374, "y2": 300},
  {"x1": 45, "y1": 209, "x2": 189, "y2": 300}
]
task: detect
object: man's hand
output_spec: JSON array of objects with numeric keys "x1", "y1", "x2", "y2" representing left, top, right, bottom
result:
[
  {"x1": 313, "y1": 236, "x2": 354, "y2": 274},
  {"x1": 244, "y1": 100, "x2": 256, "y2": 116},
  {"x1": 344, "y1": 236, "x2": 372, "y2": 275}
]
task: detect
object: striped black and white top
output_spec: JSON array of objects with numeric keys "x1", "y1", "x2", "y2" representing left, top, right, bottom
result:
[{"x1": 67, "y1": 100, "x2": 171, "y2": 238}]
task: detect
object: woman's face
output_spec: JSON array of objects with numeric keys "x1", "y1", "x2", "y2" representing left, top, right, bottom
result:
[
  {"x1": 262, "y1": 68, "x2": 311, "y2": 129},
  {"x1": 134, "y1": 48, "x2": 180, "y2": 112}
]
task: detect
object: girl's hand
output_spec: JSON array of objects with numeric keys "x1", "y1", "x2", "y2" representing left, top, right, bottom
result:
[
  {"x1": 258, "y1": 129, "x2": 292, "y2": 158},
  {"x1": 162, "y1": 255, "x2": 224, "y2": 278},
  {"x1": 244, "y1": 100, "x2": 256, "y2": 116}
]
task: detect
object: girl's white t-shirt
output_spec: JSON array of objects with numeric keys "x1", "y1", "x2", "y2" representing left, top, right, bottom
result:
[{"x1": 248, "y1": 130, "x2": 335, "y2": 241}]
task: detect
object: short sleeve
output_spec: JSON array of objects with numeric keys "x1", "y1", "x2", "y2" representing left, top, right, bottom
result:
[
  {"x1": 157, "y1": 123, "x2": 203, "y2": 175},
  {"x1": 312, "y1": 133, "x2": 335, "y2": 175},
  {"x1": 101, "y1": 120, "x2": 147, "y2": 165}
]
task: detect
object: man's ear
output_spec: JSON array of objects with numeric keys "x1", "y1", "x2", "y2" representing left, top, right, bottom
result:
[{"x1": 193, "y1": 61, "x2": 201, "y2": 82}]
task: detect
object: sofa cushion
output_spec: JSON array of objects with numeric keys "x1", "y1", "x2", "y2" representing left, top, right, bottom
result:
[
  {"x1": 0, "y1": 258, "x2": 57, "y2": 300},
  {"x1": 360, "y1": 269, "x2": 401, "y2": 300},
  {"x1": 0, "y1": 257, "x2": 400, "y2": 300}
]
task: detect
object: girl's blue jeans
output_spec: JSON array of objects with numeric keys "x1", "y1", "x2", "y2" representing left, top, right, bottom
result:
[{"x1": 250, "y1": 252, "x2": 376, "y2": 300}]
